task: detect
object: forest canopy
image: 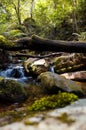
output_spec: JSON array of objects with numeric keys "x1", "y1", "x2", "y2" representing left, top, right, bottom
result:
[{"x1": 0, "y1": 0, "x2": 86, "y2": 40}]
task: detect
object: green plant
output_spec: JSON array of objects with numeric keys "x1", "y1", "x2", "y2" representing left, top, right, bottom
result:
[{"x1": 28, "y1": 92, "x2": 78, "y2": 111}]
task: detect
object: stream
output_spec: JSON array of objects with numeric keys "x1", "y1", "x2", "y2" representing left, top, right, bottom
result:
[
  {"x1": 0, "y1": 63, "x2": 86, "y2": 89},
  {"x1": 0, "y1": 63, "x2": 86, "y2": 127},
  {"x1": 0, "y1": 64, "x2": 31, "y2": 84}
]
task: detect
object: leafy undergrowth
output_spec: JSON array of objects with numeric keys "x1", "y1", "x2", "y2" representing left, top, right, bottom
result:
[{"x1": 28, "y1": 92, "x2": 78, "y2": 111}]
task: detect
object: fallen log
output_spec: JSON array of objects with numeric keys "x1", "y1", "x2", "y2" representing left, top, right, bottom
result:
[
  {"x1": 1, "y1": 35, "x2": 86, "y2": 53},
  {"x1": 12, "y1": 52, "x2": 62, "y2": 58},
  {"x1": 31, "y1": 35, "x2": 86, "y2": 53}
]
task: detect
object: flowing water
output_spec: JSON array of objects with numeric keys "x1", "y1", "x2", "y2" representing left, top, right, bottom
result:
[
  {"x1": 0, "y1": 64, "x2": 86, "y2": 87},
  {"x1": 0, "y1": 64, "x2": 30, "y2": 83}
]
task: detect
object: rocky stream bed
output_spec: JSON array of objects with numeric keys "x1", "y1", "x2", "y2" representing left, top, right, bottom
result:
[{"x1": 0, "y1": 52, "x2": 86, "y2": 129}]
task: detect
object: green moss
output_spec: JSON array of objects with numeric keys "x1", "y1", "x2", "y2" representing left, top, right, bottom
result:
[
  {"x1": 0, "y1": 35, "x2": 6, "y2": 43},
  {"x1": 4, "y1": 29, "x2": 27, "y2": 39},
  {"x1": 0, "y1": 35, "x2": 14, "y2": 47},
  {"x1": 0, "y1": 76, "x2": 4, "y2": 81},
  {"x1": 28, "y1": 92, "x2": 78, "y2": 111},
  {"x1": 9, "y1": 29, "x2": 27, "y2": 39},
  {"x1": 57, "y1": 112, "x2": 75, "y2": 125},
  {"x1": 0, "y1": 79, "x2": 28, "y2": 103},
  {"x1": 9, "y1": 29, "x2": 21, "y2": 35}
]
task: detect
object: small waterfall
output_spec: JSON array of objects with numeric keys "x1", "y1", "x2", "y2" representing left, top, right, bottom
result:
[
  {"x1": 0, "y1": 64, "x2": 29, "y2": 83},
  {"x1": 49, "y1": 66, "x2": 55, "y2": 73},
  {"x1": 49, "y1": 63, "x2": 55, "y2": 73}
]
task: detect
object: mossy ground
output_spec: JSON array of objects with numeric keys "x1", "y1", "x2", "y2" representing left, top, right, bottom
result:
[
  {"x1": 28, "y1": 92, "x2": 78, "y2": 111},
  {"x1": 0, "y1": 91, "x2": 78, "y2": 126}
]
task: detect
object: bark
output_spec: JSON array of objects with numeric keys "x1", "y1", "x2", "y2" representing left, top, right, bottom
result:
[
  {"x1": 1, "y1": 35, "x2": 86, "y2": 53},
  {"x1": 31, "y1": 35, "x2": 86, "y2": 52},
  {"x1": 54, "y1": 53, "x2": 86, "y2": 74}
]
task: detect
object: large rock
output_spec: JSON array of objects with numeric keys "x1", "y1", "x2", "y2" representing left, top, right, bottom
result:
[
  {"x1": 23, "y1": 58, "x2": 49, "y2": 76},
  {"x1": 61, "y1": 71, "x2": 86, "y2": 81},
  {"x1": 3, "y1": 30, "x2": 27, "y2": 39},
  {"x1": 37, "y1": 72, "x2": 84, "y2": 97},
  {"x1": 0, "y1": 79, "x2": 28, "y2": 103}
]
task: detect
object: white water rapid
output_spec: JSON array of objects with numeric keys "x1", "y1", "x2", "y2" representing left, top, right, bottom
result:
[{"x1": 0, "y1": 64, "x2": 29, "y2": 83}]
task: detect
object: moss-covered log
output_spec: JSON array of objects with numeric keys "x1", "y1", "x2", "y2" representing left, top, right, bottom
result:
[
  {"x1": 1, "y1": 35, "x2": 86, "y2": 53},
  {"x1": 54, "y1": 53, "x2": 86, "y2": 74}
]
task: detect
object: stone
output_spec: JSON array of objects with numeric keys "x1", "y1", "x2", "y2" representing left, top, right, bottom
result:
[
  {"x1": 61, "y1": 71, "x2": 86, "y2": 81},
  {"x1": 0, "y1": 79, "x2": 28, "y2": 103},
  {"x1": 37, "y1": 72, "x2": 84, "y2": 97},
  {"x1": 23, "y1": 58, "x2": 49, "y2": 76}
]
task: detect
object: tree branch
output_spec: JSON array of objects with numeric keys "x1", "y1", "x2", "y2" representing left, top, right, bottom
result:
[{"x1": 12, "y1": 52, "x2": 62, "y2": 58}]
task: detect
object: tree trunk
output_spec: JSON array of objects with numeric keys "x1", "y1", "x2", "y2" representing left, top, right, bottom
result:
[
  {"x1": 13, "y1": 0, "x2": 21, "y2": 25},
  {"x1": 1, "y1": 35, "x2": 86, "y2": 53},
  {"x1": 30, "y1": 0, "x2": 35, "y2": 20}
]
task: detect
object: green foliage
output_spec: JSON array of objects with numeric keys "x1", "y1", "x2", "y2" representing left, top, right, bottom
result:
[
  {"x1": 28, "y1": 92, "x2": 78, "y2": 111},
  {"x1": 33, "y1": 0, "x2": 73, "y2": 39},
  {"x1": 0, "y1": 35, "x2": 7, "y2": 44},
  {"x1": 0, "y1": 35, "x2": 14, "y2": 47},
  {"x1": 79, "y1": 32, "x2": 86, "y2": 41},
  {"x1": 0, "y1": 0, "x2": 85, "y2": 40},
  {"x1": 73, "y1": 32, "x2": 86, "y2": 41}
]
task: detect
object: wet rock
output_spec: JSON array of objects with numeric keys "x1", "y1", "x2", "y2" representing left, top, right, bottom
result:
[
  {"x1": 0, "y1": 79, "x2": 28, "y2": 103},
  {"x1": 37, "y1": 72, "x2": 84, "y2": 97},
  {"x1": 23, "y1": 58, "x2": 49, "y2": 77},
  {"x1": 10, "y1": 68, "x2": 22, "y2": 78},
  {"x1": 0, "y1": 51, "x2": 11, "y2": 69},
  {"x1": 10, "y1": 66, "x2": 24, "y2": 78}
]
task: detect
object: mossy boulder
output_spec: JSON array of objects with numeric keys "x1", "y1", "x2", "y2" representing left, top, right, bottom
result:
[
  {"x1": 37, "y1": 72, "x2": 84, "y2": 97},
  {"x1": 53, "y1": 53, "x2": 86, "y2": 74},
  {"x1": 0, "y1": 35, "x2": 14, "y2": 47},
  {"x1": 28, "y1": 92, "x2": 78, "y2": 111},
  {"x1": 0, "y1": 79, "x2": 28, "y2": 103},
  {"x1": 3, "y1": 29, "x2": 27, "y2": 39}
]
